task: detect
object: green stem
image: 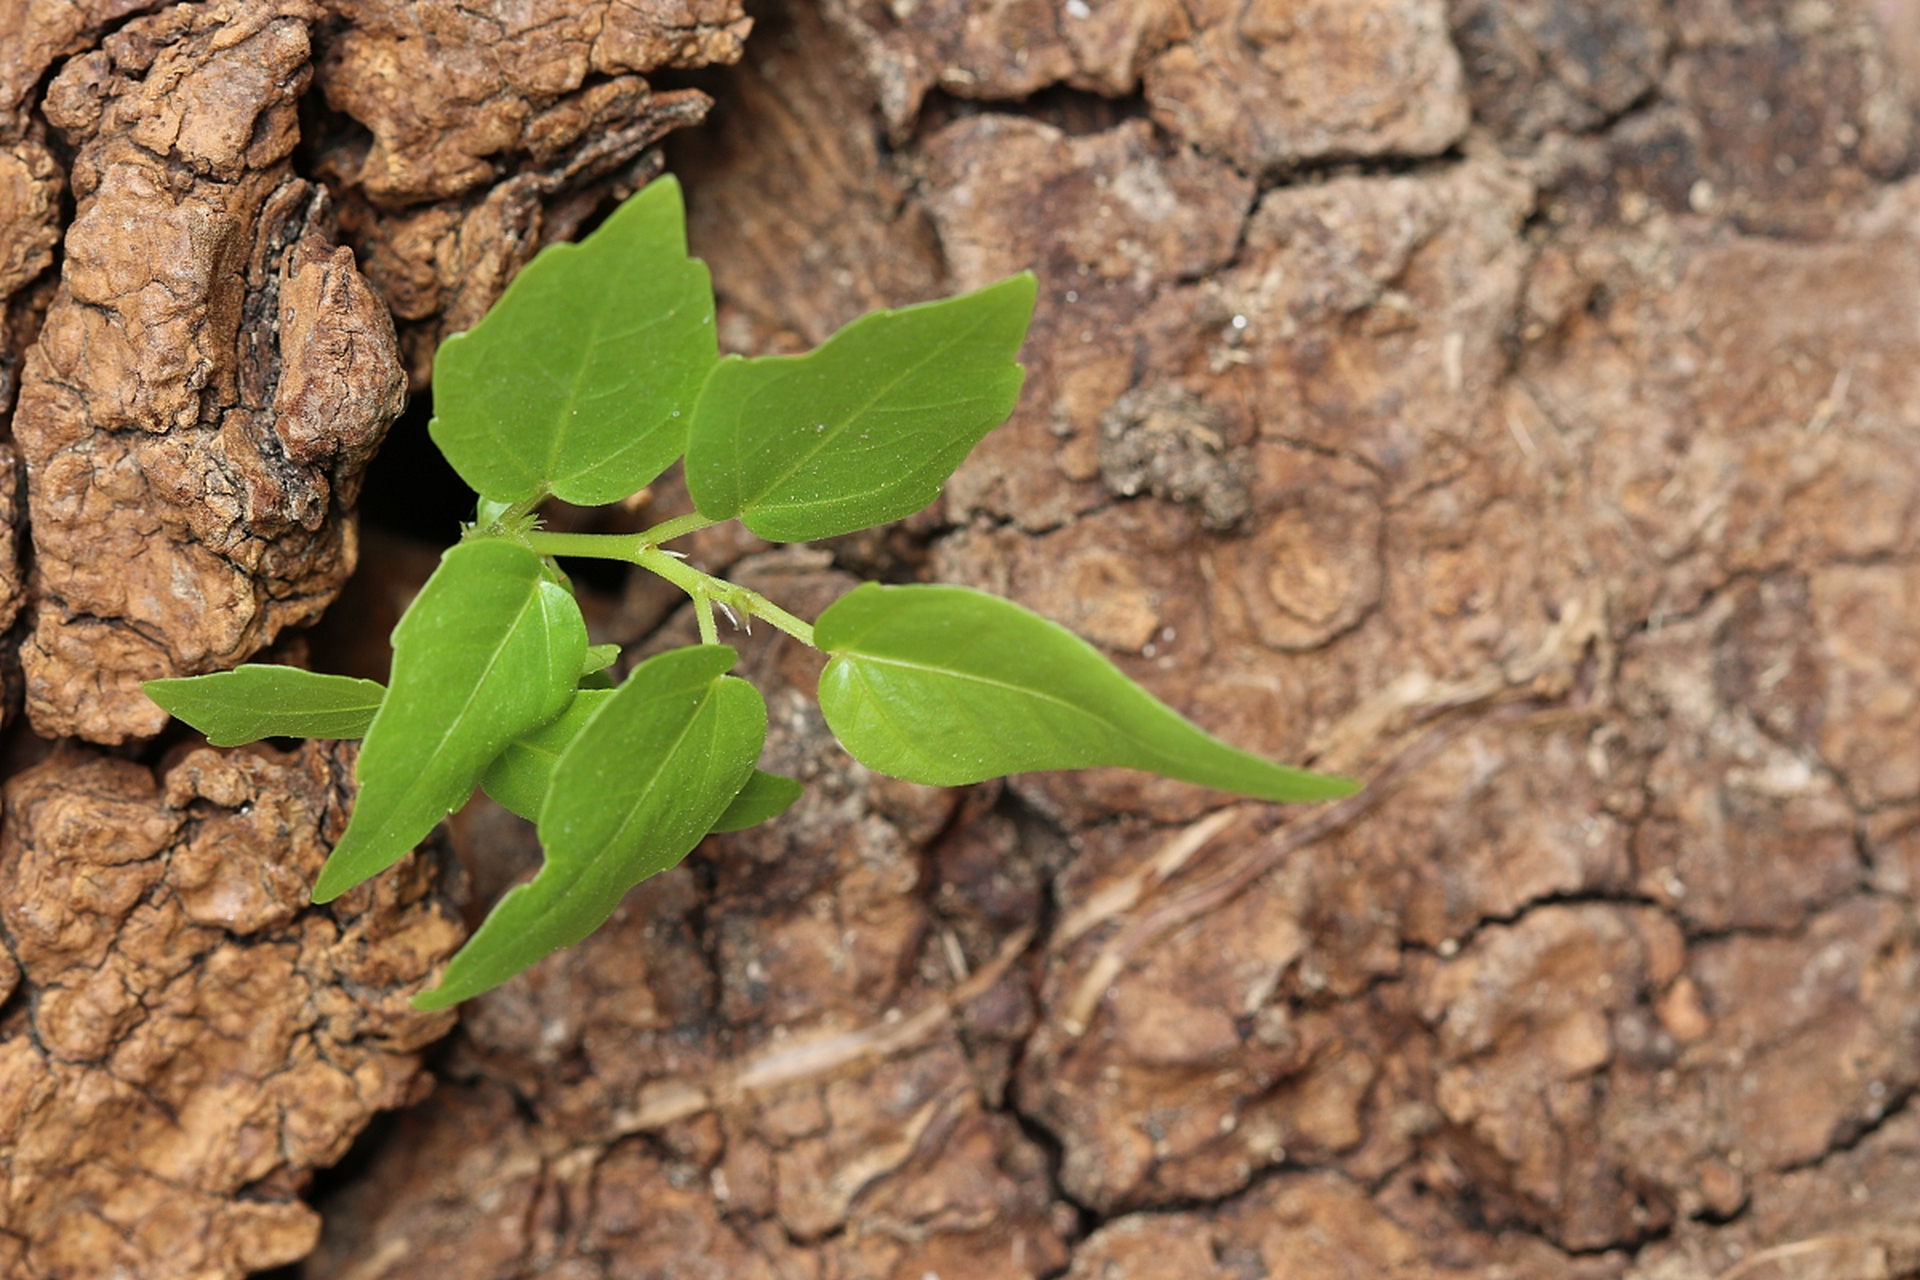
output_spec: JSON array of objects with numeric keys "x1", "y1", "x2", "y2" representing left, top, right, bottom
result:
[
  {"x1": 525, "y1": 531, "x2": 821, "y2": 650},
  {"x1": 525, "y1": 530, "x2": 645, "y2": 561},
  {"x1": 693, "y1": 589, "x2": 720, "y2": 645},
  {"x1": 633, "y1": 545, "x2": 711, "y2": 596},
  {"x1": 638, "y1": 511, "x2": 719, "y2": 545},
  {"x1": 732, "y1": 588, "x2": 817, "y2": 648}
]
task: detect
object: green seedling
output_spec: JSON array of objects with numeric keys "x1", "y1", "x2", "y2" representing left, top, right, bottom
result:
[{"x1": 144, "y1": 176, "x2": 1358, "y2": 1009}]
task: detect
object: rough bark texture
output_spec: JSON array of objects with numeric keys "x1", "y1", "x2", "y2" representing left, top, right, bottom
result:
[
  {"x1": 297, "y1": 2, "x2": 1920, "y2": 1279},
  {"x1": 0, "y1": 743, "x2": 461, "y2": 1278},
  {"x1": 0, "y1": 0, "x2": 735, "y2": 1275},
  {"x1": 13, "y1": 0, "x2": 406, "y2": 742},
  {"x1": 308, "y1": 0, "x2": 745, "y2": 385},
  {"x1": 1, "y1": 0, "x2": 1918, "y2": 1277},
  {"x1": 1, "y1": 0, "x2": 747, "y2": 743}
]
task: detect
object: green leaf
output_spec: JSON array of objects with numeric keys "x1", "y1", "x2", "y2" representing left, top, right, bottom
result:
[
  {"x1": 480, "y1": 689, "x2": 613, "y2": 821},
  {"x1": 483, "y1": 692, "x2": 795, "y2": 831},
  {"x1": 577, "y1": 642, "x2": 620, "y2": 688},
  {"x1": 581, "y1": 644, "x2": 621, "y2": 677},
  {"x1": 815, "y1": 584, "x2": 1359, "y2": 802},
  {"x1": 415, "y1": 645, "x2": 765, "y2": 1008},
  {"x1": 143, "y1": 667, "x2": 385, "y2": 746},
  {"x1": 710, "y1": 770, "x2": 803, "y2": 832},
  {"x1": 313, "y1": 539, "x2": 588, "y2": 902},
  {"x1": 429, "y1": 176, "x2": 717, "y2": 507},
  {"x1": 685, "y1": 273, "x2": 1035, "y2": 542}
]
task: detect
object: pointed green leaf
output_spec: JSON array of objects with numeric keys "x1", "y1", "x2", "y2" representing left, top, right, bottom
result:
[
  {"x1": 815, "y1": 584, "x2": 1359, "y2": 802},
  {"x1": 710, "y1": 770, "x2": 803, "y2": 832},
  {"x1": 430, "y1": 176, "x2": 718, "y2": 506},
  {"x1": 483, "y1": 689, "x2": 794, "y2": 831},
  {"x1": 685, "y1": 273, "x2": 1035, "y2": 542},
  {"x1": 479, "y1": 689, "x2": 613, "y2": 821},
  {"x1": 143, "y1": 667, "x2": 385, "y2": 745},
  {"x1": 415, "y1": 645, "x2": 765, "y2": 1008},
  {"x1": 577, "y1": 642, "x2": 620, "y2": 688},
  {"x1": 313, "y1": 539, "x2": 588, "y2": 902}
]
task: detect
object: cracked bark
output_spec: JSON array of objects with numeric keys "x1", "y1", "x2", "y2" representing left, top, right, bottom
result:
[
  {"x1": 0, "y1": 0, "x2": 737, "y2": 1275},
  {"x1": 14, "y1": 0, "x2": 406, "y2": 743},
  {"x1": 297, "y1": 1, "x2": 1920, "y2": 1278},
  {"x1": 306, "y1": 0, "x2": 747, "y2": 386},
  {"x1": 0, "y1": 742, "x2": 461, "y2": 1278},
  {"x1": 1, "y1": 0, "x2": 1917, "y2": 1276}
]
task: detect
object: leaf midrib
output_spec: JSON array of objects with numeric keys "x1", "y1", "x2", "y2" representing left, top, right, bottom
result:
[
  {"x1": 226, "y1": 695, "x2": 383, "y2": 741},
  {"x1": 744, "y1": 386, "x2": 1009, "y2": 521},
  {"x1": 529, "y1": 677, "x2": 725, "y2": 928},
  {"x1": 369, "y1": 576, "x2": 551, "y2": 842},
  {"x1": 545, "y1": 300, "x2": 690, "y2": 488},
  {"x1": 837, "y1": 649, "x2": 1157, "y2": 763}
]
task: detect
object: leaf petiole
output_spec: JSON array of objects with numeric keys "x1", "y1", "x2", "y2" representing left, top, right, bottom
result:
[
  {"x1": 637, "y1": 511, "x2": 719, "y2": 545},
  {"x1": 525, "y1": 530, "x2": 647, "y2": 562},
  {"x1": 524, "y1": 530, "x2": 818, "y2": 649},
  {"x1": 693, "y1": 586, "x2": 721, "y2": 645},
  {"x1": 639, "y1": 547, "x2": 818, "y2": 648}
]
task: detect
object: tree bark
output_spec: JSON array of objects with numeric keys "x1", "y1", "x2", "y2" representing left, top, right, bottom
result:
[{"x1": 2, "y1": 0, "x2": 1919, "y2": 1277}]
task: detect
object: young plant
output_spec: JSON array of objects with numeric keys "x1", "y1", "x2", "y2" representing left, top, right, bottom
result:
[{"x1": 144, "y1": 176, "x2": 1358, "y2": 1009}]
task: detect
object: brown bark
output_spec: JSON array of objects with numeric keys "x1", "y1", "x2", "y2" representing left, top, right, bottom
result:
[
  {"x1": 12, "y1": 0, "x2": 404, "y2": 742},
  {"x1": 287, "y1": 1, "x2": 1920, "y2": 1277},
  {"x1": 0, "y1": 0, "x2": 735, "y2": 1274},
  {"x1": 0, "y1": 0, "x2": 745, "y2": 743},
  {"x1": 0, "y1": 742, "x2": 460, "y2": 1277},
  {"x1": 309, "y1": 0, "x2": 742, "y2": 385},
  {"x1": 2, "y1": 0, "x2": 1919, "y2": 1277}
]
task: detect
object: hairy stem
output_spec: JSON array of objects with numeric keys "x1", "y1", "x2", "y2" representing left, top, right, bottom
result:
[
  {"x1": 474, "y1": 494, "x2": 548, "y2": 530},
  {"x1": 631, "y1": 543, "x2": 712, "y2": 597},
  {"x1": 526, "y1": 530, "x2": 819, "y2": 650},
  {"x1": 730, "y1": 588, "x2": 817, "y2": 647}
]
